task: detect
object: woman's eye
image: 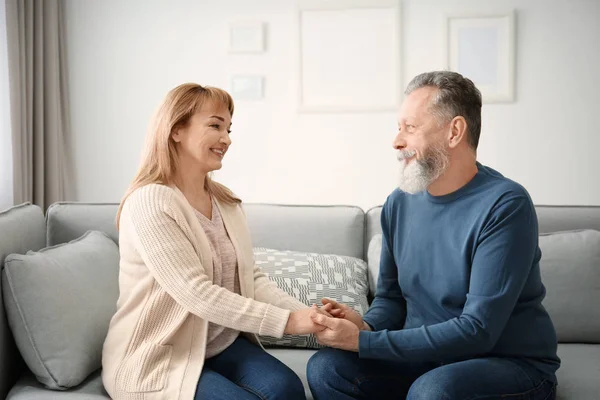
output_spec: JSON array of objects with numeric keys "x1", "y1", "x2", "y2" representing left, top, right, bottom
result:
[{"x1": 210, "y1": 124, "x2": 220, "y2": 129}]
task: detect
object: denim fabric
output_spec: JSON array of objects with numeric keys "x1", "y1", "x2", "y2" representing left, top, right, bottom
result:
[{"x1": 307, "y1": 348, "x2": 556, "y2": 400}]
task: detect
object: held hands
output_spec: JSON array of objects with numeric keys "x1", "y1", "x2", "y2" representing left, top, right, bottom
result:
[
  {"x1": 310, "y1": 310, "x2": 360, "y2": 351},
  {"x1": 284, "y1": 303, "x2": 334, "y2": 335},
  {"x1": 320, "y1": 298, "x2": 370, "y2": 330},
  {"x1": 282, "y1": 298, "x2": 371, "y2": 352},
  {"x1": 308, "y1": 298, "x2": 371, "y2": 352}
]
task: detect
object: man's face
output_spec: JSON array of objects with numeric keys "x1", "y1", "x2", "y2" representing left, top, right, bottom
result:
[{"x1": 393, "y1": 86, "x2": 450, "y2": 194}]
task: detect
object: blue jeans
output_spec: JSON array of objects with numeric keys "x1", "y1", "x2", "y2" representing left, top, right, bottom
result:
[
  {"x1": 194, "y1": 336, "x2": 305, "y2": 400},
  {"x1": 307, "y1": 348, "x2": 556, "y2": 400}
]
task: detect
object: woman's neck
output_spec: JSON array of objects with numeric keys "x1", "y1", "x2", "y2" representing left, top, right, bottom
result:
[{"x1": 174, "y1": 167, "x2": 210, "y2": 205}]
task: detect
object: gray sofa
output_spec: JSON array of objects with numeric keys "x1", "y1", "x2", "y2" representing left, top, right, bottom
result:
[{"x1": 0, "y1": 201, "x2": 599, "y2": 399}]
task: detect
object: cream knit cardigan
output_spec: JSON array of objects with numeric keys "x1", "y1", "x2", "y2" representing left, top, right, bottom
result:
[{"x1": 101, "y1": 184, "x2": 306, "y2": 400}]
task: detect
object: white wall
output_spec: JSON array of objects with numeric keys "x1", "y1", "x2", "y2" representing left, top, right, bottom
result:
[{"x1": 63, "y1": 0, "x2": 600, "y2": 209}]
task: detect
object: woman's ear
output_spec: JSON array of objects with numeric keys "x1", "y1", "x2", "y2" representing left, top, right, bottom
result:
[
  {"x1": 448, "y1": 116, "x2": 467, "y2": 149},
  {"x1": 171, "y1": 127, "x2": 182, "y2": 143}
]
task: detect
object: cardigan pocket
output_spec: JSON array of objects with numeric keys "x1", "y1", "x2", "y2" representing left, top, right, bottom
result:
[{"x1": 117, "y1": 343, "x2": 173, "y2": 393}]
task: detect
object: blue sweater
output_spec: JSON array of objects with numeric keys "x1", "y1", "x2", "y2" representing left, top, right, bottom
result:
[{"x1": 360, "y1": 163, "x2": 560, "y2": 382}]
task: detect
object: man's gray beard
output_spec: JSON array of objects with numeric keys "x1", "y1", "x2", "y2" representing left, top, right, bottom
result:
[{"x1": 397, "y1": 143, "x2": 450, "y2": 194}]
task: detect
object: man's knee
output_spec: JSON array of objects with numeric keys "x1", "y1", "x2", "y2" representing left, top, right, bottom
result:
[
  {"x1": 406, "y1": 372, "x2": 450, "y2": 400},
  {"x1": 307, "y1": 347, "x2": 356, "y2": 395},
  {"x1": 306, "y1": 348, "x2": 333, "y2": 388}
]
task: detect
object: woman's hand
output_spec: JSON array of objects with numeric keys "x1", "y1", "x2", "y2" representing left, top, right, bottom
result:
[{"x1": 284, "y1": 303, "x2": 333, "y2": 335}]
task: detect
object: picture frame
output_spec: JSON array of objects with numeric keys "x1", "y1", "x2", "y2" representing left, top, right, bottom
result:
[
  {"x1": 229, "y1": 22, "x2": 266, "y2": 54},
  {"x1": 445, "y1": 11, "x2": 516, "y2": 103},
  {"x1": 297, "y1": 0, "x2": 402, "y2": 113}
]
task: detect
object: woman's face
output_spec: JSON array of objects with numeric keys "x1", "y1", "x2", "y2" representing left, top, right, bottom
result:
[{"x1": 172, "y1": 103, "x2": 232, "y2": 175}]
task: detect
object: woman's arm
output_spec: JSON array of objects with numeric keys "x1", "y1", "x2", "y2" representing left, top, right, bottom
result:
[{"x1": 123, "y1": 185, "x2": 290, "y2": 338}]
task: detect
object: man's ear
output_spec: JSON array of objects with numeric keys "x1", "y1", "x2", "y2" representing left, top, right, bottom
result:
[{"x1": 448, "y1": 116, "x2": 467, "y2": 149}]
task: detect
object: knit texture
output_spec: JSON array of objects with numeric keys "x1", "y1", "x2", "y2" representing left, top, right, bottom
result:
[
  {"x1": 101, "y1": 184, "x2": 305, "y2": 400},
  {"x1": 195, "y1": 199, "x2": 241, "y2": 358}
]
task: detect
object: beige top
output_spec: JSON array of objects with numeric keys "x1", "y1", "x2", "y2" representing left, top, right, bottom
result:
[
  {"x1": 195, "y1": 199, "x2": 241, "y2": 358},
  {"x1": 101, "y1": 184, "x2": 306, "y2": 400}
]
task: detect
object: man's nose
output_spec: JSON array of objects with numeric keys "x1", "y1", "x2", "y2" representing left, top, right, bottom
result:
[{"x1": 392, "y1": 131, "x2": 406, "y2": 150}]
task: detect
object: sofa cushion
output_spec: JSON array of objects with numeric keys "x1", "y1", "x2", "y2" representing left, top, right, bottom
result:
[
  {"x1": 254, "y1": 248, "x2": 369, "y2": 348},
  {"x1": 539, "y1": 229, "x2": 600, "y2": 343},
  {"x1": 2, "y1": 231, "x2": 120, "y2": 390},
  {"x1": 367, "y1": 234, "x2": 382, "y2": 296},
  {"x1": 555, "y1": 343, "x2": 600, "y2": 400},
  {"x1": 6, "y1": 370, "x2": 110, "y2": 400},
  {"x1": 6, "y1": 370, "x2": 109, "y2": 400},
  {"x1": 266, "y1": 348, "x2": 317, "y2": 400}
]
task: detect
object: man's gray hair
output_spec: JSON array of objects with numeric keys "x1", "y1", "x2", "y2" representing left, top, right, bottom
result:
[{"x1": 405, "y1": 71, "x2": 482, "y2": 150}]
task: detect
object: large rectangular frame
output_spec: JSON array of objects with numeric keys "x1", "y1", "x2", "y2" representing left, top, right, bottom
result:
[{"x1": 297, "y1": 0, "x2": 402, "y2": 113}]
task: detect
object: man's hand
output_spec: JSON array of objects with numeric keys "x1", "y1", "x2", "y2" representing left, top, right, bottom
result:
[
  {"x1": 310, "y1": 310, "x2": 360, "y2": 352},
  {"x1": 321, "y1": 298, "x2": 371, "y2": 331},
  {"x1": 284, "y1": 303, "x2": 333, "y2": 335}
]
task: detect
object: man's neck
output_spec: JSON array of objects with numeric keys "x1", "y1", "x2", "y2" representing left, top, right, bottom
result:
[{"x1": 427, "y1": 154, "x2": 478, "y2": 197}]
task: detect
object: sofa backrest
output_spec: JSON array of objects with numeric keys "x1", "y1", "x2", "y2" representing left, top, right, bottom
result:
[
  {"x1": 46, "y1": 202, "x2": 367, "y2": 259},
  {"x1": 46, "y1": 203, "x2": 119, "y2": 246},
  {"x1": 365, "y1": 205, "x2": 600, "y2": 244},
  {"x1": 44, "y1": 202, "x2": 600, "y2": 344},
  {"x1": 0, "y1": 203, "x2": 46, "y2": 398},
  {"x1": 243, "y1": 204, "x2": 365, "y2": 259}
]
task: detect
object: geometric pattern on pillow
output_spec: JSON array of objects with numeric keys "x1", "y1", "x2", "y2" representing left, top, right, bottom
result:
[{"x1": 253, "y1": 247, "x2": 369, "y2": 348}]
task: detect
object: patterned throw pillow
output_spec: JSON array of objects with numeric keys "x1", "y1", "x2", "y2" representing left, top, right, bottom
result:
[{"x1": 253, "y1": 247, "x2": 369, "y2": 348}]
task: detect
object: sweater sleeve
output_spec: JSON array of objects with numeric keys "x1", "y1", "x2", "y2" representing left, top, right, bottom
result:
[
  {"x1": 124, "y1": 185, "x2": 290, "y2": 338},
  {"x1": 359, "y1": 196, "x2": 538, "y2": 362}
]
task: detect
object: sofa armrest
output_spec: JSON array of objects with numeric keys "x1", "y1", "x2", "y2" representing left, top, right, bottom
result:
[
  {"x1": 0, "y1": 284, "x2": 25, "y2": 398},
  {"x1": 0, "y1": 202, "x2": 47, "y2": 397}
]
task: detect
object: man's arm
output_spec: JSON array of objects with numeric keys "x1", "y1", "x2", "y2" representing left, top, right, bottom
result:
[
  {"x1": 362, "y1": 202, "x2": 407, "y2": 332},
  {"x1": 359, "y1": 196, "x2": 538, "y2": 362}
]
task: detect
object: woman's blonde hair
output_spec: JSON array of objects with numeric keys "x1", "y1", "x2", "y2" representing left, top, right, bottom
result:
[{"x1": 116, "y1": 83, "x2": 241, "y2": 228}]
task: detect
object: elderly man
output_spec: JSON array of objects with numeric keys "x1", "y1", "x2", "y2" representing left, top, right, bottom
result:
[{"x1": 306, "y1": 71, "x2": 560, "y2": 400}]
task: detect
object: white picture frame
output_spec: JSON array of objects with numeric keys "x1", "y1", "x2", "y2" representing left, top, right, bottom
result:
[
  {"x1": 229, "y1": 22, "x2": 266, "y2": 54},
  {"x1": 297, "y1": 0, "x2": 402, "y2": 113},
  {"x1": 231, "y1": 75, "x2": 264, "y2": 101},
  {"x1": 445, "y1": 11, "x2": 516, "y2": 103}
]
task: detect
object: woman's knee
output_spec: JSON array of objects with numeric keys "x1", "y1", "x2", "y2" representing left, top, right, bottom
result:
[{"x1": 263, "y1": 367, "x2": 304, "y2": 400}]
